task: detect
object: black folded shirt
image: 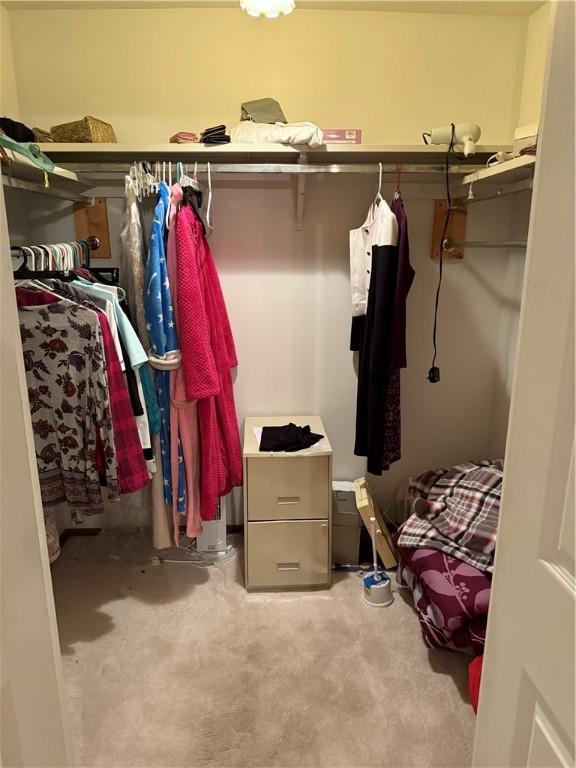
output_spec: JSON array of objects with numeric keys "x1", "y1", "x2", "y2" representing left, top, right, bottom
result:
[
  {"x1": 201, "y1": 124, "x2": 227, "y2": 137},
  {"x1": 201, "y1": 124, "x2": 230, "y2": 144},
  {"x1": 203, "y1": 135, "x2": 231, "y2": 144},
  {"x1": 259, "y1": 423, "x2": 324, "y2": 453}
]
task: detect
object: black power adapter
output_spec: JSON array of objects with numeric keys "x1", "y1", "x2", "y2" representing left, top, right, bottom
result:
[{"x1": 428, "y1": 367, "x2": 440, "y2": 383}]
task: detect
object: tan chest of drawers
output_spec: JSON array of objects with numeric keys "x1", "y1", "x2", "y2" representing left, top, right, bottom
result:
[{"x1": 243, "y1": 416, "x2": 332, "y2": 591}]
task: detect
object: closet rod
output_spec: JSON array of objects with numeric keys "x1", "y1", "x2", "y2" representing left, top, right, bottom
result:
[
  {"x1": 2, "y1": 176, "x2": 95, "y2": 205},
  {"x1": 443, "y1": 238, "x2": 527, "y2": 252},
  {"x1": 62, "y1": 162, "x2": 484, "y2": 176},
  {"x1": 10, "y1": 235, "x2": 101, "y2": 257}
]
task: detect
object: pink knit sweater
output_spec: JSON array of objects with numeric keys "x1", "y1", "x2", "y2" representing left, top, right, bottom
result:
[{"x1": 176, "y1": 206, "x2": 242, "y2": 520}]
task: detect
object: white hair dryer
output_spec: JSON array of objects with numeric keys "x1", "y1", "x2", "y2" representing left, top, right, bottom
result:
[{"x1": 429, "y1": 122, "x2": 481, "y2": 157}]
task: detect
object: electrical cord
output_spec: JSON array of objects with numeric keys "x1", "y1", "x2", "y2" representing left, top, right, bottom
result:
[
  {"x1": 428, "y1": 122, "x2": 455, "y2": 384},
  {"x1": 422, "y1": 132, "x2": 431, "y2": 145}
]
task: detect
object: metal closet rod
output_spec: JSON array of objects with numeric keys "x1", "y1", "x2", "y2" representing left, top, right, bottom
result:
[
  {"x1": 443, "y1": 238, "x2": 527, "y2": 251},
  {"x1": 62, "y1": 162, "x2": 483, "y2": 175}
]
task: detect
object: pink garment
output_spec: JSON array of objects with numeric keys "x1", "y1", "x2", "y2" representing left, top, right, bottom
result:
[
  {"x1": 176, "y1": 206, "x2": 243, "y2": 521},
  {"x1": 169, "y1": 132, "x2": 200, "y2": 144},
  {"x1": 167, "y1": 184, "x2": 202, "y2": 540}
]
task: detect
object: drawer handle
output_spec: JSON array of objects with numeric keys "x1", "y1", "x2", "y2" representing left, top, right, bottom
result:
[
  {"x1": 276, "y1": 562, "x2": 300, "y2": 571},
  {"x1": 276, "y1": 496, "x2": 301, "y2": 505}
]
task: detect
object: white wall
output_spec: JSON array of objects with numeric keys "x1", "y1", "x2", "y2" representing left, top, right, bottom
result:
[
  {"x1": 6, "y1": 6, "x2": 529, "y2": 144},
  {"x1": 0, "y1": 185, "x2": 70, "y2": 767},
  {"x1": 5, "y1": 174, "x2": 527, "y2": 525},
  {"x1": 518, "y1": 2, "x2": 551, "y2": 127}
]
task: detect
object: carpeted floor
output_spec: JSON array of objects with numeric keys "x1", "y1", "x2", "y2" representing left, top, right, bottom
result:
[{"x1": 51, "y1": 529, "x2": 475, "y2": 768}]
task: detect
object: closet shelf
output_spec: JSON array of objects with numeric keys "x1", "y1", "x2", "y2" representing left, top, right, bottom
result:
[
  {"x1": 38, "y1": 142, "x2": 511, "y2": 168},
  {"x1": 2, "y1": 151, "x2": 92, "y2": 186},
  {"x1": 2, "y1": 153, "x2": 95, "y2": 204},
  {"x1": 461, "y1": 154, "x2": 536, "y2": 186}
]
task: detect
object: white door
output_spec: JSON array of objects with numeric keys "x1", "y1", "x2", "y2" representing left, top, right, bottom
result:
[{"x1": 473, "y1": 2, "x2": 575, "y2": 766}]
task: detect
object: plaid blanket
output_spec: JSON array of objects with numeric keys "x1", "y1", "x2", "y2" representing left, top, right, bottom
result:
[{"x1": 397, "y1": 460, "x2": 503, "y2": 574}]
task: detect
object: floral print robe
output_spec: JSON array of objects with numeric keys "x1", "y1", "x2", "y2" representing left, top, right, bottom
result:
[{"x1": 19, "y1": 300, "x2": 119, "y2": 517}]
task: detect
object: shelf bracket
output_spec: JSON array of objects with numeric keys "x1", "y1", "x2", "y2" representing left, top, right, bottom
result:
[{"x1": 296, "y1": 153, "x2": 307, "y2": 230}]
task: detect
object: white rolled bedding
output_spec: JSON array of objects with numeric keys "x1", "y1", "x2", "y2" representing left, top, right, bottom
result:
[{"x1": 230, "y1": 121, "x2": 324, "y2": 148}]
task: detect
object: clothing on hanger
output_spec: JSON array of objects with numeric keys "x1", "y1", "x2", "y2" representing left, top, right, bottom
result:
[
  {"x1": 17, "y1": 295, "x2": 120, "y2": 516},
  {"x1": 61, "y1": 279, "x2": 159, "y2": 471},
  {"x1": 144, "y1": 181, "x2": 187, "y2": 517},
  {"x1": 176, "y1": 205, "x2": 242, "y2": 522},
  {"x1": 120, "y1": 176, "x2": 148, "y2": 346},
  {"x1": 16, "y1": 287, "x2": 150, "y2": 496},
  {"x1": 351, "y1": 185, "x2": 414, "y2": 475},
  {"x1": 390, "y1": 194, "x2": 415, "y2": 370},
  {"x1": 349, "y1": 166, "x2": 399, "y2": 351},
  {"x1": 166, "y1": 182, "x2": 202, "y2": 541},
  {"x1": 144, "y1": 182, "x2": 181, "y2": 368}
]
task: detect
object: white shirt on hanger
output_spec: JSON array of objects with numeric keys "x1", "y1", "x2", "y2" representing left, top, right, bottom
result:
[{"x1": 350, "y1": 197, "x2": 398, "y2": 318}]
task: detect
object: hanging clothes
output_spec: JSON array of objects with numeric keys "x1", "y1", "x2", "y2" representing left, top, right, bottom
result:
[
  {"x1": 349, "y1": 198, "x2": 398, "y2": 349},
  {"x1": 17, "y1": 287, "x2": 150, "y2": 495},
  {"x1": 390, "y1": 194, "x2": 415, "y2": 370},
  {"x1": 176, "y1": 205, "x2": 242, "y2": 521},
  {"x1": 167, "y1": 183, "x2": 201, "y2": 540},
  {"x1": 18, "y1": 298, "x2": 120, "y2": 515},
  {"x1": 120, "y1": 175, "x2": 148, "y2": 346},
  {"x1": 68, "y1": 279, "x2": 157, "y2": 472},
  {"x1": 144, "y1": 181, "x2": 186, "y2": 516},
  {"x1": 351, "y1": 194, "x2": 414, "y2": 475}
]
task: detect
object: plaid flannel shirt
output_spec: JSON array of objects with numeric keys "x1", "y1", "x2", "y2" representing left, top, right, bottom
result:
[{"x1": 398, "y1": 460, "x2": 503, "y2": 574}]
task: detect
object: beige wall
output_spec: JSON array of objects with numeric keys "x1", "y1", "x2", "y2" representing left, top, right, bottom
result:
[
  {"x1": 7, "y1": 6, "x2": 529, "y2": 144},
  {"x1": 517, "y1": 1, "x2": 551, "y2": 127},
  {"x1": 0, "y1": 184, "x2": 70, "y2": 767},
  {"x1": 2, "y1": 3, "x2": 531, "y2": 525},
  {"x1": 0, "y1": 6, "x2": 20, "y2": 117},
  {"x1": 4, "y1": 176, "x2": 527, "y2": 524}
]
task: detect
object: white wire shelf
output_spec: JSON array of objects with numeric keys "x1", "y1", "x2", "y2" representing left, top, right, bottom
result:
[
  {"x1": 1, "y1": 153, "x2": 94, "y2": 203},
  {"x1": 2, "y1": 151, "x2": 91, "y2": 185},
  {"x1": 462, "y1": 154, "x2": 536, "y2": 186}
]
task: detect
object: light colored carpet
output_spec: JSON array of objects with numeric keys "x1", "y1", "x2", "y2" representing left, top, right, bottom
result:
[{"x1": 52, "y1": 530, "x2": 475, "y2": 768}]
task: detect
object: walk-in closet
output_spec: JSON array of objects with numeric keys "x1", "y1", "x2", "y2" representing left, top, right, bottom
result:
[{"x1": 1, "y1": 1, "x2": 574, "y2": 767}]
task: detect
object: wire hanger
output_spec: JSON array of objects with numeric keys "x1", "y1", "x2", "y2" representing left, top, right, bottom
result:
[
  {"x1": 179, "y1": 162, "x2": 201, "y2": 192},
  {"x1": 205, "y1": 161, "x2": 213, "y2": 234},
  {"x1": 394, "y1": 163, "x2": 402, "y2": 199},
  {"x1": 373, "y1": 162, "x2": 384, "y2": 207}
]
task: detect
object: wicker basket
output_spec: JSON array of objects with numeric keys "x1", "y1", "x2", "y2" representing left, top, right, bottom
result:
[{"x1": 50, "y1": 116, "x2": 117, "y2": 143}]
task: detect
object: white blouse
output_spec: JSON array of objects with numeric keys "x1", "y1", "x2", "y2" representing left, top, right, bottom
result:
[{"x1": 349, "y1": 197, "x2": 398, "y2": 318}]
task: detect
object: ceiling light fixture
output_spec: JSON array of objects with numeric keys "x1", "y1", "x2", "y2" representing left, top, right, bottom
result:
[{"x1": 240, "y1": 0, "x2": 295, "y2": 18}]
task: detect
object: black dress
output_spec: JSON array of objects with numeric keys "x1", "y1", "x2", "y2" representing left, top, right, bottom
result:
[{"x1": 352, "y1": 195, "x2": 414, "y2": 475}]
